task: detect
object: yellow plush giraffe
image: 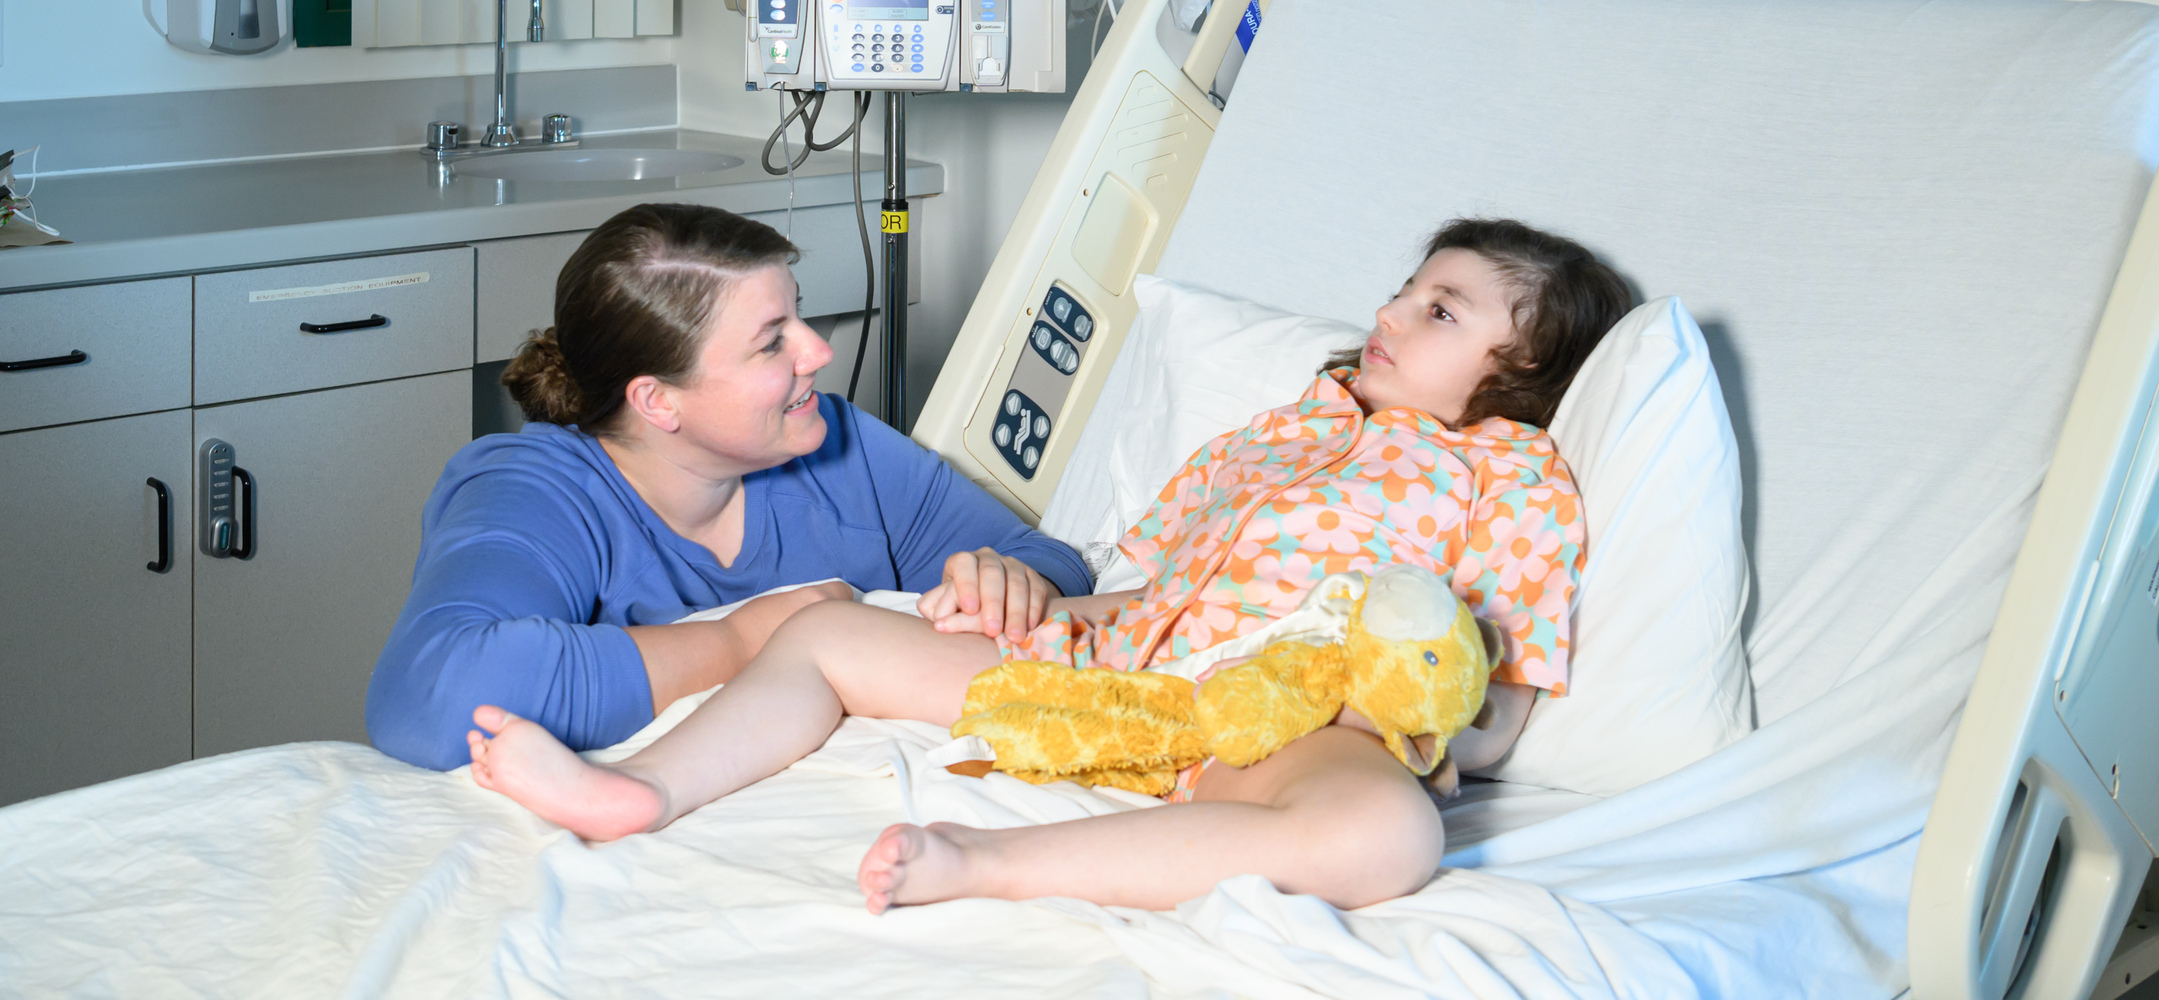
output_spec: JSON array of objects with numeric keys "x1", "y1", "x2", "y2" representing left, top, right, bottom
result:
[{"x1": 950, "y1": 565, "x2": 1501, "y2": 797}]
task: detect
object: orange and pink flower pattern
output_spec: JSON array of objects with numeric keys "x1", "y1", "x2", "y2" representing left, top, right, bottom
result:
[{"x1": 1000, "y1": 368, "x2": 1584, "y2": 695}]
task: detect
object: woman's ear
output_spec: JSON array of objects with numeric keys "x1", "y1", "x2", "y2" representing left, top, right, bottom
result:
[{"x1": 621, "y1": 374, "x2": 682, "y2": 434}]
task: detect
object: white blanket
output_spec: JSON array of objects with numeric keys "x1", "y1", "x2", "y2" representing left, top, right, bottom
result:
[{"x1": 0, "y1": 515, "x2": 2007, "y2": 998}]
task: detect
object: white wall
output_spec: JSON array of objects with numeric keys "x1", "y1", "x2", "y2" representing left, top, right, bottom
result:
[{"x1": 0, "y1": 0, "x2": 675, "y2": 102}]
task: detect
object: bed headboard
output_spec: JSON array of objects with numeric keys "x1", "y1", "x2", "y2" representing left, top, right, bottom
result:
[{"x1": 1157, "y1": 0, "x2": 2159, "y2": 719}]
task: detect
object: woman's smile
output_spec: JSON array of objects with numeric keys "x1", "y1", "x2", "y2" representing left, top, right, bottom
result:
[{"x1": 784, "y1": 385, "x2": 818, "y2": 415}]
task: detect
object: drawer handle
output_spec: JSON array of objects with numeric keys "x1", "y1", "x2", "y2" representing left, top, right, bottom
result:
[
  {"x1": 300, "y1": 314, "x2": 389, "y2": 335},
  {"x1": 148, "y1": 477, "x2": 173, "y2": 574},
  {"x1": 1, "y1": 349, "x2": 89, "y2": 371}
]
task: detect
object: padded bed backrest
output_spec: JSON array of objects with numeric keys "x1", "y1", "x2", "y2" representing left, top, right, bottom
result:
[{"x1": 1155, "y1": 0, "x2": 2159, "y2": 724}]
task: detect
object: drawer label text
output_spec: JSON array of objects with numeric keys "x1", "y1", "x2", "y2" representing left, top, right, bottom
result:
[{"x1": 248, "y1": 272, "x2": 431, "y2": 303}]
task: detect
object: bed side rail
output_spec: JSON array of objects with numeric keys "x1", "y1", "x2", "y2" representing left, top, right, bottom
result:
[
  {"x1": 1911, "y1": 171, "x2": 2159, "y2": 1000},
  {"x1": 911, "y1": 0, "x2": 1264, "y2": 520}
]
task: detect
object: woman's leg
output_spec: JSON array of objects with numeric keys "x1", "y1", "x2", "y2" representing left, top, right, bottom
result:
[
  {"x1": 856, "y1": 725, "x2": 1445, "y2": 913},
  {"x1": 467, "y1": 600, "x2": 1000, "y2": 840}
]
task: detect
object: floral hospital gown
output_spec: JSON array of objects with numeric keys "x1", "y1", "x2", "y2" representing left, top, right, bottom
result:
[{"x1": 999, "y1": 367, "x2": 1585, "y2": 697}]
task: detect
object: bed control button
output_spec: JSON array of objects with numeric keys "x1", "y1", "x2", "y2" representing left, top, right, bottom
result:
[
  {"x1": 1028, "y1": 322, "x2": 1080, "y2": 375},
  {"x1": 992, "y1": 389, "x2": 1049, "y2": 480},
  {"x1": 1041, "y1": 286, "x2": 1093, "y2": 341}
]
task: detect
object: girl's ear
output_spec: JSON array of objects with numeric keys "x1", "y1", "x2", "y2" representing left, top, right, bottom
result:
[{"x1": 621, "y1": 375, "x2": 682, "y2": 433}]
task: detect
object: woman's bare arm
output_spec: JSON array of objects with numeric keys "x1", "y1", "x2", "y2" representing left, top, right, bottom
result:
[{"x1": 628, "y1": 581, "x2": 855, "y2": 714}]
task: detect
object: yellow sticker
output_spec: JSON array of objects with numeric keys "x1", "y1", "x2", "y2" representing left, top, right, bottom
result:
[{"x1": 880, "y1": 210, "x2": 910, "y2": 234}]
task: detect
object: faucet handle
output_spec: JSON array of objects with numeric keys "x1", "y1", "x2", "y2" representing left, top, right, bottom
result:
[
  {"x1": 542, "y1": 114, "x2": 574, "y2": 144},
  {"x1": 426, "y1": 121, "x2": 462, "y2": 152}
]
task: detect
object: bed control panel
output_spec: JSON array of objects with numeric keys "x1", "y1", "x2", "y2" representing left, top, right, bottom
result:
[
  {"x1": 992, "y1": 388, "x2": 1051, "y2": 478},
  {"x1": 990, "y1": 283, "x2": 1097, "y2": 480}
]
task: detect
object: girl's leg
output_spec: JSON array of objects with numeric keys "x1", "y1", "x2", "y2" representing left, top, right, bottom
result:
[
  {"x1": 468, "y1": 600, "x2": 999, "y2": 840},
  {"x1": 857, "y1": 725, "x2": 1444, "y2": 913}
]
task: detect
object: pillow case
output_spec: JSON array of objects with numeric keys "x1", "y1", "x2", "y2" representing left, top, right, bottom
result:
[
  {"x1": 1044, "y1": 279, "x2": 1754, "y2": 798},
  {"x1": 1484, "y1": 296, "x2": 1754, "y2": 795}
]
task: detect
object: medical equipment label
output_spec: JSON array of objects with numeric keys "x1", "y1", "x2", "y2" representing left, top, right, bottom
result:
[
  {"x1": 247, "y1": 272, "x2": 430, "y2": 303},
  {"x1": 881, "y1": 211, "x2": 910, "y2": 234}
]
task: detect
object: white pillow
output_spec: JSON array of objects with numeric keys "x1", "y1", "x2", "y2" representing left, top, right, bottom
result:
[
  {"x1": 1484, "y1": 296, "x2": 1754, "y2": 795},
  {"x1": 1038, "y1": 273, "x2": 1367, "y2": 583},
  {"x1": 1044, "y1": 280, "x2": 1754, "y2": 798}
]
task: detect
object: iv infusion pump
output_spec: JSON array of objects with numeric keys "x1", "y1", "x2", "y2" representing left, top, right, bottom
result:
[{"x1": 743, "y1": 0, "x2": 1067, "y2": 94}]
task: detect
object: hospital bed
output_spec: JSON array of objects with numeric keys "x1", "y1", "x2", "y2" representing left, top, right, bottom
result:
[
  {"x1": 3, "y1": 1, "x2": 2157, "y2": 997},
  {"x1": 913, "y1": 0, "x2": 2159, "y2": 997}
]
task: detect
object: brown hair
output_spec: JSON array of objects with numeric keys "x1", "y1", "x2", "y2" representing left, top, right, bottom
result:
[
  {"x1": 1322, "y1": 218, "x2": 1631, "y2": 428},
  {"x1": 502, "y1": 203, "x2": 800, "y2": 432}
]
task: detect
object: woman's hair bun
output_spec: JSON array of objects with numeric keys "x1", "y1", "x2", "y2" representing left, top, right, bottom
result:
[{"x1": 502, "y1": 328, "x2": 587, "y2": 425}]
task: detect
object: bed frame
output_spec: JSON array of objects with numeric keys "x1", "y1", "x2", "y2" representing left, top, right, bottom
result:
[{"x1": 911, "y1": 2, "x2": 2159, "y2": 997}]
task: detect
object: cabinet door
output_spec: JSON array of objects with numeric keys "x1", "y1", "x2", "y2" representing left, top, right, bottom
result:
[
  {"x1": 192, "y1": 371, "x2": 471, "y2": 757},
  {"x1": 476, "y1": 231, "x2": 588, "y2": 364},
  {"x1": 0, "y1": 410, "x2": 194, "y2": 806}
]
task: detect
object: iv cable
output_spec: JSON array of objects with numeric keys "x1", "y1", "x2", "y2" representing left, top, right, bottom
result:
[
  {"x1": 777, "y1": 93, "x2": 797, "y2": 237},
  {"x1": 760, "y1": 89, "x2": 865, "y2": 176},
  {"x1": 844, "y1": 91, "x2": 877, "y2": 403},
  {"x1": 759, "y1": 89, "x2": 876, "y2": 404}
]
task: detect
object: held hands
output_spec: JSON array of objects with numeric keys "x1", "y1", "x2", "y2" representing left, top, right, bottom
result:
[{"x1": 917, "y1": 548, "x2": 1062, "y2": 640}]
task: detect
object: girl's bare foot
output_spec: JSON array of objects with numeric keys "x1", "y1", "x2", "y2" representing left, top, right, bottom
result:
[
  {"x1": 467, "y1": 705, "x2": 668, "y2": 841},
  {"x1": 856, "y1": 822, "x2": 989, "y2": 914}
]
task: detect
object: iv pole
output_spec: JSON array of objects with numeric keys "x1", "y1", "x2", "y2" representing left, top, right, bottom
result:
[{"x1": 879, "y1": 92, "x2": 910, "y2": 433}]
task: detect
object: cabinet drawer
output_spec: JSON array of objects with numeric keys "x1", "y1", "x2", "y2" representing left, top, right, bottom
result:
[
  {"x1": 0, "y1": 278, "x2": 191, "y2": 433},
  {"x1": 194, "y1": 248, "x2": 474, "y2": 404}
]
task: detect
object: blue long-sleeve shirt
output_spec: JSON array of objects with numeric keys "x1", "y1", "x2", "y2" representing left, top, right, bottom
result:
[{"x1": 367, "y1": 395, "x2": 1090, "y2": 770}]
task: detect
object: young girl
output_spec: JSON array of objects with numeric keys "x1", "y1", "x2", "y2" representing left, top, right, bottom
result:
[{"x1": 463, "y1": 218, "x2": 1631, "y2": 913}]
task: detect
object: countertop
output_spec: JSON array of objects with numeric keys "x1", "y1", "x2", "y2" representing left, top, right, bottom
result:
[{"x1": 0, "y1": 129, "x2": 943, "y2": 294}]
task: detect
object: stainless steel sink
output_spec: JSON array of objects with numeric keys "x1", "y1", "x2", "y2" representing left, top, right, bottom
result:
[{"x1": 451, "y1": 148, "x2": 747, "y2": 182}]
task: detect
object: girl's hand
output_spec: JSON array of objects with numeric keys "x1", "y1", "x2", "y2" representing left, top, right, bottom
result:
[{"x1": 916, "y1": 548, "x2": 1061, "y2": 641}]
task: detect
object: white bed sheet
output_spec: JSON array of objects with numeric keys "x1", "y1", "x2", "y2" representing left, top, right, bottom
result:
[{"x1": 1, "y1": 557, "x2": 1990, "y2": 998}]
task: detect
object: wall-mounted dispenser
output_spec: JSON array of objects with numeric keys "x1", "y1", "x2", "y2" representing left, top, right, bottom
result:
[{"x1": 145, "y1": 0, "x2": 291, "y2": 55}]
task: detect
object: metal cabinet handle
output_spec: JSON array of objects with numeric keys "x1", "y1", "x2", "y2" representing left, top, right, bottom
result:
[
  {"x1": 300, "y1": 314, "x2": 389, "y2": 334},
  {"x1": 147, "y1": 477, "x2": 173, "y2": 573},
  {"x1": 1, "y1": 349, "x2": 89, "y2": 372},
  {"x1": 230, "y1": 466, "x2": 256, "y2": 560}
]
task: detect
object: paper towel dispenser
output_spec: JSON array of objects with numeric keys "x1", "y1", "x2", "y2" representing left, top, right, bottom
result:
[{"x1": 145, "y1": 0, "x2": 291, "y2": 55}]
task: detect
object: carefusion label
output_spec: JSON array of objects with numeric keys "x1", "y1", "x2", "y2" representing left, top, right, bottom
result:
[
  {"x1": 1235, "y1": 0, "x2": 1261, "y2": 52},
  {"x1": 248, "y1": 272, "x2": 430, "y2": 303},
  {"x1": 2146, "y1": 549, "x2": 2159, "y2": 605}
]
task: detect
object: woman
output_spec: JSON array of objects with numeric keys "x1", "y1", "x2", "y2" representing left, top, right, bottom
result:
[{"x1": 367, "y1": 204, "x2": 1090, "y2": 771}]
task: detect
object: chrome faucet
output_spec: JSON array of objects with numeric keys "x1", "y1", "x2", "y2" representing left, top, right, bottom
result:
[
  {"x1": 480, "y1": 0, "x2": 528, "y2": 147},
  {"x1": 421, "y1": 0, "x2": 573, "y2": 162}
]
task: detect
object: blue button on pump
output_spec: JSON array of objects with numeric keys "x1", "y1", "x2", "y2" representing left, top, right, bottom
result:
[{"x1": 852, "y1": 62, "x2": 865, "y2": 70}]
